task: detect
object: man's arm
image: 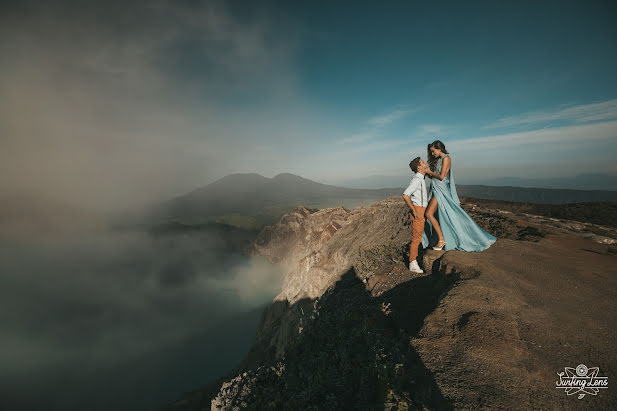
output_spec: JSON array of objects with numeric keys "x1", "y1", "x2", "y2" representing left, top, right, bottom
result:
[
  {"x1": 402, "y1": 178, "x2": 419, "y2": 216},
  {"x1": 402, "y1": 195, "x2": 416, "y2": 217}
]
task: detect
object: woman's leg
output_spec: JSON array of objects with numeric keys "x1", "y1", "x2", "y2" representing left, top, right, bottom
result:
[{"x1": 425, "y1": 197, "x2": 445, "y2": 246}]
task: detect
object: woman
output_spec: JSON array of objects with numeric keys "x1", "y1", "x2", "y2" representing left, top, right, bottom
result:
[{"x1": 421, "y1": 140, "x2": 497, "y2": 252}]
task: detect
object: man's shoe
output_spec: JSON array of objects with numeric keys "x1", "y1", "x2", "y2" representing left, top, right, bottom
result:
[{"x1": 409, "y1": 260, "x2": 424, "y2": 273}]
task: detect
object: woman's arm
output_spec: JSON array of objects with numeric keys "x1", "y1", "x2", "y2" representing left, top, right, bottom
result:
[{"x1": 426, "y1": 156, "x2": 451, "y2": 181}]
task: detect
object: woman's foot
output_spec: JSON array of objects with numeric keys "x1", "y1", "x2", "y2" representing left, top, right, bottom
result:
[{"x1": 432, "y1": 240, "x2": 446, "y2": 250}]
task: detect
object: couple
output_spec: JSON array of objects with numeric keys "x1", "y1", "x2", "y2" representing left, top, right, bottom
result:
[{"x1": 402, "y1": 140, "x2": 496, "y2": 273}]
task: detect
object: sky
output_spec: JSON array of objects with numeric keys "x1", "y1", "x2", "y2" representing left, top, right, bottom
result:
[{"x1": 1, "y1": 0, "x2": 617, "y2": 213}]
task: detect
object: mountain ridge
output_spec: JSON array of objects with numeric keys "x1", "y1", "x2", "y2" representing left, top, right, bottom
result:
[
  {"x1": 144, "y1": 173, "x2": 617, "y2": 228},
  {"x1": 331, "y1": 172, "x2": 617, "y2": 191}
]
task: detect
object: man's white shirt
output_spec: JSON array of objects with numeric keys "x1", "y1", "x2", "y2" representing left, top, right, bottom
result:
[{"x1": 403, "y1": 172, "x2": 428, "y2": 207}]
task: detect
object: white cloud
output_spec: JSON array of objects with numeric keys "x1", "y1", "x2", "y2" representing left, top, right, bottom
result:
[
  {"x1": 337, "y1": 106, "x2": 421, "y2": 145},
  {"x1": 320, "y1": 119, "x2": 617, "y2": 182},
  {"x1": 453, "y1": 120, "x2": 617, "y2": 151},
  {"x1": 418, "y1": 124, "x2": 445, "y2": 134},
  {"x1": 485, "y1": 98, "x2": 617, "y2": 129},
  {"x1": 413, "y1": 123, "x2": 455, "y2": 139},
  {"x1": 366, "y1": 108, "x2": 418, "y2": 127}
]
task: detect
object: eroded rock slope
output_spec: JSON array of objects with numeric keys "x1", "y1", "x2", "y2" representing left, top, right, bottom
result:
[{"x1": 164, "y1": 196, "x2": 617, "y2": 410}]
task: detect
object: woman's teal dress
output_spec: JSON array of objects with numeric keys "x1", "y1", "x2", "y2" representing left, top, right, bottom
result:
[{"x1": 421, "y1": 155, "x2": 497, "y2": 251}]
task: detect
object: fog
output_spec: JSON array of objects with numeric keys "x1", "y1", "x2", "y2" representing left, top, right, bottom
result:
[
  {"x1": 0, "y1": 211, "x2": 287, "y2": 410},
  {"x1": 0, "y1": 3, "x2": 301, "y2": 407},
  {"x1": 0, "y1": 0, "x2": 322, "y2": 215}
]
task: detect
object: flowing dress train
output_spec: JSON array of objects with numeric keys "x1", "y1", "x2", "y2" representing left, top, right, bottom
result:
[{"x1": 421, "y1": 155, "x2": 497, "y2": 251}]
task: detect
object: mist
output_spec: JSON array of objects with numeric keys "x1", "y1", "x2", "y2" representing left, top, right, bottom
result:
[
  {"x1": 0, "y1": 0, "x2": 326, "y2": 215},
  {"x1": 0, "y1": 3, "x2": 303, "y2": 407},
  {"x1": 0, "y1": 206, "x2": 287, "y2": 410},
  {"x1": 0, "y1": 3, "x2": 306, "y2": 406}
]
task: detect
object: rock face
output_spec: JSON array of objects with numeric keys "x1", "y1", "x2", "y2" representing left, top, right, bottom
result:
[
  {"x1": 163, "y1": 195, "x2": 617, "y2": 410},
  {"x1": 247, "y1": 198, "x2": 418, "y2": 305},
  {"x1": 247, "y1": 205, "x2": 353, "y2": 266}
]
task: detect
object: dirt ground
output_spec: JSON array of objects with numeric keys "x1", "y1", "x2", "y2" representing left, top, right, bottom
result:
[{"x1": 407, "y1": 229, "x2": 617, "y2": 409}]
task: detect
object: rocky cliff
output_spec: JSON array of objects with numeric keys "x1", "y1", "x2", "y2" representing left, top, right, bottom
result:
[{"x1": 164, "y1": 196, "x2": 617, "y2": 410}]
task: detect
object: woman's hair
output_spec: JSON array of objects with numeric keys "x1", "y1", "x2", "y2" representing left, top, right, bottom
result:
[{"x1": 427, "y1": 140, "x2": 449, "y2": 171}]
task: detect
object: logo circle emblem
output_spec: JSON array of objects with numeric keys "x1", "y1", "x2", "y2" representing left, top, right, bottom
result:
[{"x1": 576, "y1": 364, "x2": 588, "y2": 376}]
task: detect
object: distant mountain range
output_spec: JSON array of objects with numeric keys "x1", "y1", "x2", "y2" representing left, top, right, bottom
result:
[
  {"x1": 140, "y1": 173, "x2": 399, "y2": 227},
  {"x1": 475, "y1": 174, "x2": 617, "y2": 191},
  {"x1": 330, "y1": 173, "x2": 617, "y2": 192},
  {"x1": 455, "y1": 184, "x2": 617, "y2": 204},
  {"x1": 136, "y1": 173, "x2": 617, "y2": 230}
]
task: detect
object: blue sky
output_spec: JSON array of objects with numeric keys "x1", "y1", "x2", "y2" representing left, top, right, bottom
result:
[
  {"x1": 273, "y1": 0, "x2": 617, "y2": 182},
  {"x1": 1, "y1": 0, "x2": 616, "y2": 210}
]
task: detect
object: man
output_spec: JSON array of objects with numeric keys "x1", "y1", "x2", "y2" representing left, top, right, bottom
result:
[{"x1": 402, "y1": 157, "x2": 429, "y2": 273}]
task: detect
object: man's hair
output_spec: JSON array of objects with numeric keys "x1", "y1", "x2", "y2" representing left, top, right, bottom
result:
[{"x1": 409, "y1": 157, "x2": 421, "y2": 172}]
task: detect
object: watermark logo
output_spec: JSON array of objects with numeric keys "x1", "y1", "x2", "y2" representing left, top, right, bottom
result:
[{"x1": 556, "y1": 364, "x2": 608, "y2": 399}]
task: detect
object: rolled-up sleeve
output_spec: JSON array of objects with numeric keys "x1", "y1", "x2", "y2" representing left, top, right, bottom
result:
[{"x1": 403, "y1": 178, "x2": 418, "y2": 197}]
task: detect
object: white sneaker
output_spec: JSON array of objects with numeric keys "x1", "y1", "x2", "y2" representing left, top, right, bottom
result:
[{"x1": 409, "y1": 260, "x2": 424, "y2": 273}]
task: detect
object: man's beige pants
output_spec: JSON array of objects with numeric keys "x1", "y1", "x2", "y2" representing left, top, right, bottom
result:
[{"x1": 409, "y1": 204, "x2": 426, "y2": 262}]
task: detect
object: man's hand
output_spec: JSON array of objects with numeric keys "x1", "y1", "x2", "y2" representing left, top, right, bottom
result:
[{"x1": 409, "y1": 209, "x2": 416, "y2": 219}]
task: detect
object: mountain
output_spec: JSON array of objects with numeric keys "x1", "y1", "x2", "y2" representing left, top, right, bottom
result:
[
  {"x1": 331, "y1": 173, "x2": 617, "y2": 191},
  {"x1": 138, "y1": 173, "x2": 617, "y2": 232},
  {"x1": 475, "y1": 173, "x2": 617, "y2": 191},
  {"x1": 325, "y1": 174, "x2": 412, "y2": 189},
  {"x1": 164, "y1": 196, "x2": 617, "y2": 409},
  {"x1": 455, "y1": 184, "x2": 617, "y2": 204},
  {"x1": 140, "y1": 172, "x2": 407, "y2": 228}
]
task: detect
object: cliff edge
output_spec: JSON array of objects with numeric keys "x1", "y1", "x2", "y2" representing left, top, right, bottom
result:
[{"x1": 164, "y1": 196, "x2": 617, "y2": 410}]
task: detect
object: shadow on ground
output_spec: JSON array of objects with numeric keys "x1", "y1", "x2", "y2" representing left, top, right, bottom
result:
[{"x1": 179, "y1": 263, "x2": 463, "y2": 410}]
